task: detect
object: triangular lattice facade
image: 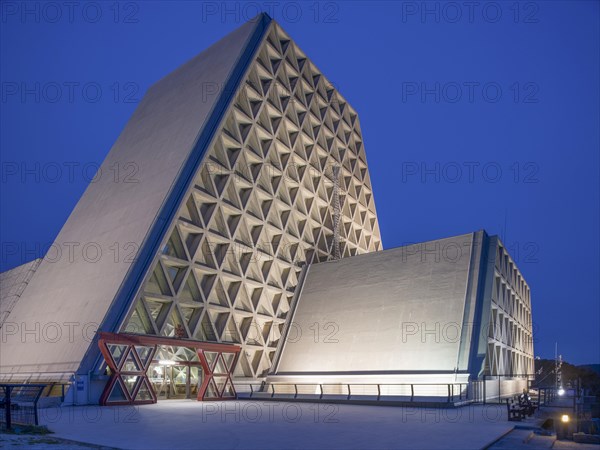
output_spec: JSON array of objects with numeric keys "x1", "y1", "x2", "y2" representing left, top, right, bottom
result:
[
  {"x1": 121, "y1": 21, "x2": 382, "y2": 378},
  {"x1": 484, "y1": 242, "x2": 534, "y2": 377}
]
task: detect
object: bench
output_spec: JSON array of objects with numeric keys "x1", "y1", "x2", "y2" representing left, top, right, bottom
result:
[
  {"x1": 507, "y1": 398, "x2": 527, "y2": 421},
  {"x1": 517, "y1": 394, "x2": 538, "y2": 416}
]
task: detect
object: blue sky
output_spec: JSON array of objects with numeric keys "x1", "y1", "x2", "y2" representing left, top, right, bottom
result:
[{"x1": 1, "y1": 1, "x2": 598, "y2": 365}]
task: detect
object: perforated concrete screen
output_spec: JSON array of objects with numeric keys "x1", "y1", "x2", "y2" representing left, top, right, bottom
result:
[
  {"x1": 120, "y1": 19, "x2": 382, "y2": 379},
  {"x1": 485, "y1": 243, "x2": 534, "y2": 376},
  {"x1": 0, "y1": 14, "x2": 381, "y2": 383}
]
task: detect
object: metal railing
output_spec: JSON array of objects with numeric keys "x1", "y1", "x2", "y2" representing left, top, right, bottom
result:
[
  {"x1": 478, "y1": 374, "x2": 536, "y2": 404},
  {"x1": 0, "y1": 382, "x2": 71, "y2": 428},
  {"x1": 235, "y1": 382, "x2": 470, "y2": 403},
  {"x1": 534, "y1": 387, "x2": 556, "y2": 408},
  {"x1": 0, "y1": 384, "x2": 46, "y2": 428}
]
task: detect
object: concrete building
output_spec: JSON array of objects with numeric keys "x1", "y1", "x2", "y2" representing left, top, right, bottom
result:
[
  {"x1": 0, "y1": 14, "x2": 532, "y2": 406},
  {"x1": 268, "y1": 231, "x2": 533, "y2": 401},
  {"x1": 0, "y1": 14, "x2": 381, "y2": 404}
]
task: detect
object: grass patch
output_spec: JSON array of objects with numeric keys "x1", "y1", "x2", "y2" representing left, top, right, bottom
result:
[{"x1": 0, "y1": 424, "x2": 54, "y2": 435}]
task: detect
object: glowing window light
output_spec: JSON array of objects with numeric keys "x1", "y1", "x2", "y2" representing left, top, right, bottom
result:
[{"x1": 158, "y1": 359, "x2": 176, "y2": 366}]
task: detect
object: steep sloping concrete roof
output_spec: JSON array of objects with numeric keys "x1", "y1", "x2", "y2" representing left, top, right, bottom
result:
[
  {"x1": 274, "y1": 232, "x2": 486, "y2": 376},
  {"x1": 0, "y1": 259, "x2": 41, "y2": 328},
  {"x1": 0, "y1": 16, "x2": 269, "y2": 380}
]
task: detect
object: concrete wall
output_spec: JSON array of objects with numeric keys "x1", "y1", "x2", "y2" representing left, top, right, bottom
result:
[
  {"x1": 481, "y1": 377, "x2": 529, "y2": 402},
  {"x1": 274, "y1": 233, "x2": 479, "y2": 375}
]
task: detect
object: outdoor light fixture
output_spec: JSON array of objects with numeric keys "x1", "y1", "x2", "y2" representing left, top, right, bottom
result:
[
  {"x1": 561, "y1": 414, "x2": 570, "y2": 423},
  {"x1": 558, "y1": 388, "x2": 565, "y2": 396},
  {"x1": 158, "y1": 360, "x2": 176, "y2": 366}
]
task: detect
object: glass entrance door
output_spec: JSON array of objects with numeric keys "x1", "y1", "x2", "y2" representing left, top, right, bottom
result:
[
  {"x1": 170, "y1": 365, "x2": 188, "y2": 399},
  {"x1": 149, "y1": 363, "x2": 168, "y2": 399},
  {"x1": 188, "y1": 366, "x2": 202, "y2": 399},
  {"x1": 98, "y1": 334, "x2": 240, "y2": 405},
  {"x1": 148, "y1": 362, "x2": 204, "y2": 400}
]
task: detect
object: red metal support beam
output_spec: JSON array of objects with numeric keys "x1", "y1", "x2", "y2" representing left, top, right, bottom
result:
[
  {"x1": 98, "y1": 332, "x2": 241, "y2": 353},
  {"x1": 98, "y1": 338, "x2": 157, "y2": 406},
  {"x1": 98, "y1": 332, "x2": 241, "y2": 406}
]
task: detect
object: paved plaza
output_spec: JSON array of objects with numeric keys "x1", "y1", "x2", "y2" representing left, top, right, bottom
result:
[{"x1": 29, "y1": 400, "x2": 517, "y2": 449}]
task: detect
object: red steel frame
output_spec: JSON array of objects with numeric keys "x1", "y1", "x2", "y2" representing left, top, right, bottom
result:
[{"x1": 98, "y1": 332, "x2": 241, "y2": 406}]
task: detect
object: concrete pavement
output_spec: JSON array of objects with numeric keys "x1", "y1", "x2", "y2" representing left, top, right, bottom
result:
[{"x1": 37, "y1": 400, "x2": 516, "y2": 450}]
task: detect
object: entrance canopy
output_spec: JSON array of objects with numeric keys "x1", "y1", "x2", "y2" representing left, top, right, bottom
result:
[{"x1": 98, "y1": 332, "x2": 240, "y2": 405}]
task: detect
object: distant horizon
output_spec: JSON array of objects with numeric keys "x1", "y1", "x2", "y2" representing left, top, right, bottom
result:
[{"x1": 537, "y1": 358, "x2": 600, "y2": 367}]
